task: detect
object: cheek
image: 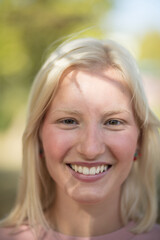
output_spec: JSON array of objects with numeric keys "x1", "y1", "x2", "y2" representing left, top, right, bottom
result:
[
  {"x1": 42, "y1": 127, "x2": 76, "y2": 162},
  {"x1": 106, "y1": 130, "x2": 138, "y2": 162}
]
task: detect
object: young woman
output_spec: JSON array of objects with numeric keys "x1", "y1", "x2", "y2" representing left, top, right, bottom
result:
[{"x1": 0, "y1": 38, "x2": 160, "y2": 240}]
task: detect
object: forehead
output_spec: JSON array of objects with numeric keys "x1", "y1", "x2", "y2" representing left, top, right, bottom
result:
[
  {"x1": 47, "y1": 68, "x2": 132, "y2": 113},
  {"x1": 57, "y1": 68, "x2": 130, "y2": 97}
]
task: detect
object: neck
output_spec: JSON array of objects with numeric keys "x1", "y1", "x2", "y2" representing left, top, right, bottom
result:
[{"x1": 47, "y1": 188, "x2": 123, "y2": 237}]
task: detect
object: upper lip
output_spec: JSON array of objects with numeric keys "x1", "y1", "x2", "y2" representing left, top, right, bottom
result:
[{"x1": 66, "y1": 162, "x2": 112, "y2": 167}]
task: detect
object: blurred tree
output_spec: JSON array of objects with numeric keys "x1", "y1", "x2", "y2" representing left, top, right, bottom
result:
[
  {"x1": 0, "y1": 0, "x2": 113, "y2": 131},
  {"x1": 139, "y1": 32, "x2": 160, "y2": 60},
  {"x1": 139, "y1": 31, "x2": 160, "y2": 76}
]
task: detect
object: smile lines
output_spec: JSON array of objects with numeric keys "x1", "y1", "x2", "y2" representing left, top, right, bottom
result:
[{"x1": 68, "y1": 164, "x2": 112, "y2": 175}]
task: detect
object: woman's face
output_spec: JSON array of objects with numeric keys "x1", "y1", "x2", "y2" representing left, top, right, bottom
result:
[{"x1": 41, "y1": 68, "x2": 139, "y2": 204}]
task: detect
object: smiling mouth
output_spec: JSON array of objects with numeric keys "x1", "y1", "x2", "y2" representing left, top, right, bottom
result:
[{"x1": 67, "y1": 164, "x2": 112, "y2": 176}]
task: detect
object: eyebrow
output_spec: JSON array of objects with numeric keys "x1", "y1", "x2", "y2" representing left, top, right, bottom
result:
[
  {"x1": 51, "y1": 108, "x2": 131, "y2": 116},
  {"x1": 51, "y1": 108, "x2": 82, "y2": 115},
  {"x1": 102, "y1": 109, "x2": 131, "y2": 117}
]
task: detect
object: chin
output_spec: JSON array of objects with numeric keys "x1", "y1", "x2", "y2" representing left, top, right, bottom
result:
[{"x1": 67, "y1": 189, "x2": 107, "y2": 205}]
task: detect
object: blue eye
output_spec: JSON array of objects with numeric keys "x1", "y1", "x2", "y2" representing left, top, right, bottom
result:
[
  {"x1": 59, "y1": 118, "x2": 77, "y2": 125},
  {"x1": 106, "y1": 119, "x2": 121, "y2": 125},
  {"x1": 105, "y1": 119, "x2": 123, "y2": 127}
]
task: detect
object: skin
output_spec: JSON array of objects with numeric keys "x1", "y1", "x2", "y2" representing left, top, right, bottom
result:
[{"x1": 40, "y1": 68, "x2": 140, "y2": 236}]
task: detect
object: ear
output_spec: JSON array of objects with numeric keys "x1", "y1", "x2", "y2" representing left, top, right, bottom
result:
[
  {"x1": 134, "y1": 129, "x2": 142, "y2": 161},
  {"x1": 38, "y1": 118, "x2": 45, "y2": 142},
  {"x1": 137, "y1": 129, "x2": 142, "y2": 149},
  {"x1": 38, "y1": 135, "x2": 45, "y2": 159},
  {"x1": 38, "y1": 123, "x2": 44, "y2": 154},
  {"x1": 38, "y1": 126, "x2": 42, "y2": 141}
]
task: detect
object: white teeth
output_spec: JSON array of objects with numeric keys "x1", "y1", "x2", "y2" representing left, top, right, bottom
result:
[
  {"x1": 83, "y1": 167, "x2": 90, "y2": 175},
  {"x1": 100, "y1": 165, "x2": 104, "y2": 173},
  {"x1": 90, "y1": 167, "x2": 96, "y2": 175},
  {"x1": 78, "y1": 166, "x2": 83, "y2": 173},
  {"x1": 96, "y1": 166, "x2": 100, "y2": 174},
  {"x1": 75, "y1": 165, "x2": 78, "y2": 172},
  {"x1": 69, "y1": 164, "x2": 110, "y2": 175},
  {"x1": 72, "y1": 165, "x2": 75, "y2": 170}
]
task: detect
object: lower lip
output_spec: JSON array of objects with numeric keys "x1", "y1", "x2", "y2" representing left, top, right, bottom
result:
[{"x1": 67, "y1": 166, "x2": 110, "y2": 183}]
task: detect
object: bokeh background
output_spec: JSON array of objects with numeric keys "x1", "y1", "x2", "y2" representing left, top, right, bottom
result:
[{"x1": 0, "y1": 0, "x2": 160, "y2": 221}]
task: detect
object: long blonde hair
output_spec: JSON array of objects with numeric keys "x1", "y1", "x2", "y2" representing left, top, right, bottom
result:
[{"x1": 1, "y1": 38, "x2": 160, "y2": 234}]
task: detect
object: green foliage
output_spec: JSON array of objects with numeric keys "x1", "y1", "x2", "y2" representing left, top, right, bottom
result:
[
  {"x1": 139, "y1": 32, "x2": 160, "y2": 60},
  {"x1": 0, "y1": 0, "x2": 112, "y2": 131},
  {"x1": 139, "y1": 32, "x2": 160, "y2": 76}
]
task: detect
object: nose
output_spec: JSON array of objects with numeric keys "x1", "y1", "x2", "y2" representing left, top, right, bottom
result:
[{"x1": 76, "y1": 125, "x2": 106, "y2": 160}]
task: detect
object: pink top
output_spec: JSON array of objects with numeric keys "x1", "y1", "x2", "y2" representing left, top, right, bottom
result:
[{"x1": 0, "y1": 222, "x2": 160, "y2": 240}]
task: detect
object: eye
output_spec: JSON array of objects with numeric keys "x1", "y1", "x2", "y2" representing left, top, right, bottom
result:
[
  {"x1": 104, "y1": 119, "x2": 125, "y2": 130},
  {"x1": 57, "y1": 118, "x2": 78, "y2": 125},
  {"x1": 56, "y1": 118, "x2": 79, "y2": 129},
  {"x1": 106, "y1": 119, "x2": 122, "y2": 126}
]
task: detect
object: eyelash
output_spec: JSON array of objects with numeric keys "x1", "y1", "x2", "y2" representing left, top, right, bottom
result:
[
  {"x1": 57, "y1": 118, "x2": 78, "y2": 125},
  {"x1": 57, "y1": 118, "x2": 123, "y2": 127},
  {"x1": 105, "y1": 119, "x2": 122, "y2": 126}
]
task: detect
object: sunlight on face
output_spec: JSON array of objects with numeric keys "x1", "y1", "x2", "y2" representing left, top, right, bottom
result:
[{"x1": 41, "y1": 68, "x2": 139, "y2": 204}]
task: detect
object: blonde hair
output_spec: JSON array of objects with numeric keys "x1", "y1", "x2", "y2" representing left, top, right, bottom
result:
[{"x1": 1, "y1": 38, "x2": 160, "y2": 234}]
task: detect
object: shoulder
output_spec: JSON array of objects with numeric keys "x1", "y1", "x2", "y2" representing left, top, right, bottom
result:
[
  {"x1": 132, "y1": 224, "x2": 160, "y2": 240},
  {"x1": 0, "y1": 226, "x2": 35, "y2": 240}
]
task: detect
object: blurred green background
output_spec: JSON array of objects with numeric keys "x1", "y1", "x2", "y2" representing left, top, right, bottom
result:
[{"x1": 0, "y1": 0, "x2": 160, "y2": 222}]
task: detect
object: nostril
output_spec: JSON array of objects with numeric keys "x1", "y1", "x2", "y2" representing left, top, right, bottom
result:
[
  {"x1": 77, "y1": 146, "x2": 106, "y2": 160},
  {"x1": 77, "y1": 143, "x2": 105, "y2": 159},
  {"x1": 76, "y1": 129, "x2": 106, "y2": 159}
]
